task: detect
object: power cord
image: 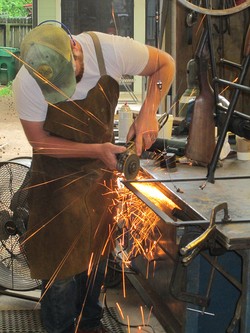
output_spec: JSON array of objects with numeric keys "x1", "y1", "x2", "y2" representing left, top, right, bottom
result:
[{"x1": 103, "y1": 292, "x2": 157, "y2": 333}]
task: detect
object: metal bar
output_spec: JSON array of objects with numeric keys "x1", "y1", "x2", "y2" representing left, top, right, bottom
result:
[
  {"x1": 238, "y1": 250, "x2": 250, "y2": 333},
  {"x1": 201, "y1": 253, "x2": 242, "y2": 291},
  {"x1": 125, "y1": 269, "x2": 183, "y2": 333},
  {"x1": 122, "y1": 181, "x2": 182, "y2": 225},
  {"x1": 176, "y1": 219, "x2": 250, "y2": 226},
  {"x1": 201, "y1": 256, "x2": 217, "y2": 313},
  {"x1": 0, "y1": 289, "x2": 39, "y2": 302},
  {"x1": 213, "y1": 78, "x2": 250, "y2": 93},
  {"x1": 206, "y1": 9, "x2": 220, "y2": 107},
  {"x1": 207, "y1": 55, "x2": 250, "y2": 183},
  {"x1": 127, "y1": 174, "x2": 250, "y2": 183},
  {"x1": 219, "y1": 58, "x2": 242, "y2": 70}
]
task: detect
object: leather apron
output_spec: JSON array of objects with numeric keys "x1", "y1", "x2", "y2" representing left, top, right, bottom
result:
[{"x1": 24, "y1": 33, "x2": 119, "y2": 280}]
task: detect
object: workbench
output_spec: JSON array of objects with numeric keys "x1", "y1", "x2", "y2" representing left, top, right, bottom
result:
[
  {"x1": 140, "y1": 156, "x2": 250, "y2": 249},
  {"x1": 125, "y1": 156, "x2": 250, "y2": 333}
]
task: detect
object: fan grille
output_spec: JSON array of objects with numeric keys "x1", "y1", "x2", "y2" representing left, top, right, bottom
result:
[
  {"x1": 0, "y1": 307, "x2": 125, "y2": 333},
  {"x1": 0, "y1": 160, "x2": 40, "y2": 291}
]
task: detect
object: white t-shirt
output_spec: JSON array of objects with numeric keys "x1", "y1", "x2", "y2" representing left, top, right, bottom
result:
[{"x1": 13, "y1": 32, "x2": 149, "y2": 122}]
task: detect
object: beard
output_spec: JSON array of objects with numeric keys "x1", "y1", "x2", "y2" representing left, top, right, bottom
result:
[
  {"x1": 73, "y1": 47, "x2": 84, "y2": 83},
  {"x1": 76, "y1": 64, "x2": 84, "y2": 83}
]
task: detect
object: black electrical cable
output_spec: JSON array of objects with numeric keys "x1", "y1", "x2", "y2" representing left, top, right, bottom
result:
[
  {"x1": 107, "y1": 261, "x2": 136, "y2": 275},
  {"x1": 103, "y1": 292, "x2": 157, "y2": 333}
]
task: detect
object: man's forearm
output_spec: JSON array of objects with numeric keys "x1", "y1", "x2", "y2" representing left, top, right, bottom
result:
[
  {"x1": 141, "y1": 52, "x2": 175, "y2": 116},
  {"x1": 32, "y1": 135, "x2": 102, "y2": 159}
]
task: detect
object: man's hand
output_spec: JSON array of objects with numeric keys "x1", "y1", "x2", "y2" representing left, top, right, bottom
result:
[
  {"x1": 125, "y1": 45, "x2": 175, "y2": 156},
  {"x1": 127, "y1": 112, "x2": 159, "y2": 156},
  {"x1": 98, "y1": 142, "x2": 127, "y2": 170},
  {"x1": 20, "y1": 119, "x2": 127, "y2": 170}
]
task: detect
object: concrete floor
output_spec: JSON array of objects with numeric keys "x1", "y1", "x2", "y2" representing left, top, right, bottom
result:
[{"x1": 0, "y1": 279, "x2": 167, "y2": 333}]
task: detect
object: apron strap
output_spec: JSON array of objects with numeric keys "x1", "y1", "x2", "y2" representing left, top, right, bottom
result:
[{"x1": 87, "y1": 32, "x2": 107, "y2": 76}]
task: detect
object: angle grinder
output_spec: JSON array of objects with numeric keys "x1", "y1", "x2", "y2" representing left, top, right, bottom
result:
[
  {"x1": 116, "y1": 139, "x2": 140, "y2": 180},
  {"x1": 116, "y1": 112, "x2": 170, "y2": 180}
]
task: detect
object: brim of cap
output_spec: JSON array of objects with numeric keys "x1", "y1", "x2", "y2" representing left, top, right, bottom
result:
[{"x1": 33, "y1": 58, "x2": 76, "y2": 104}]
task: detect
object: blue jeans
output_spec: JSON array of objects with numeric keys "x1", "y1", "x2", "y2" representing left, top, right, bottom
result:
[{"x1": 41, "y1": 262, "x2": 106, "y2": 333}]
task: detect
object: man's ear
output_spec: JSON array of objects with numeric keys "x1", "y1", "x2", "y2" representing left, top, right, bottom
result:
[{"x1": 70, "y1": 38, "x2": 77, "y2": 48}]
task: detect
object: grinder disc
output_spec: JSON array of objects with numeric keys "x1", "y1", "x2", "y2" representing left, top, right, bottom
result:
[{"x1": 117, "y1": 152, "x2": 140, "y2": 180}]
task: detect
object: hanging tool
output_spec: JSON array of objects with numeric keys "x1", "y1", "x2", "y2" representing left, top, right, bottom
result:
[{"x1": 185, "y1": 16, "x2": 216, "y2": 166}]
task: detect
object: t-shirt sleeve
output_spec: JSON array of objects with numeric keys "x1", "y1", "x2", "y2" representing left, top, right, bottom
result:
[
  {"x1": 113, "y1": 35, "x2": 149, "y2": 75},
  {"x1": 97, "y1": 33, "x2": 149, "y2": 81},
  {"x1": 12, "y1": 66, "x2": 48, "y2": 122}
]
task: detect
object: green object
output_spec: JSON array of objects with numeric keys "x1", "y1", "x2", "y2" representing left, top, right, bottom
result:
[
  {"x1": 0, "y1": 47, "x2": 20, "y2": 85},
  {"x1": 20, "y1": 24, "x2": 76, "y2": 104}
]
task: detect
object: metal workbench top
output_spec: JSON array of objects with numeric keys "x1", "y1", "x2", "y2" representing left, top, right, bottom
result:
[{"x1": 140, "y1": 157, "x2": 250, "y2": 250}]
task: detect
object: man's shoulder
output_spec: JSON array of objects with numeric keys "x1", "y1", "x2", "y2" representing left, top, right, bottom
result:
[
  {"x1": 14, "y1": 65, "x2": 34, "y2": 83},
  {"x1": 77, "y1": 31, "x2": 132, "y2": 45},
  {"x1": 13, "y1": 65, "x2": 44, "y2": 103}
]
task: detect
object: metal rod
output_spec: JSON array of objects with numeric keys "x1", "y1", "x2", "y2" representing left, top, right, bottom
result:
[
  {"x1": 207, "y1": 54, "x2": 250, "y2": 183},
  {"x1": 0, "y1": 289, "x2": 40, "y2": 302},
  {"x1": 201, "y1": 252, "x2": 242, "y2": 291},
  {"x1": 127, "y1": 174, "x2": 250, "y2": 183},
  {"x1": 213, "y1": 78, "x2": 250, "y2": 93},
  {"x1": 201, "y1": 256, "x2": 217, "y2": 314}
]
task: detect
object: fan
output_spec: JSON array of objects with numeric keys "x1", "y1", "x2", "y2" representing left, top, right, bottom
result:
[{"x1": 0, "y1": 157, "x2": 40, "y2": 291}]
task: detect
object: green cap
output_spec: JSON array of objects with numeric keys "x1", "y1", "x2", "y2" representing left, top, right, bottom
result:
[{"x1": 20, "y1": 24, "x2": 76, "y2": 104}]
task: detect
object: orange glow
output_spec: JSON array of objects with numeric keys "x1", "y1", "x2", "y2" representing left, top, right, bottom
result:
[
  {"x1": 140, "y1": 305, "x2": 145, "y2": 327},
  {"x1": 87, "y1": 253, "x2": 94, "y2": 276},
  {"x1": 131, "y1": 182, "x2": 180, "y2": 210},
  {"x1": 116, "y1": 302, "x2": 125, "y2": 320},
  {"x1": 127, "y1": 315, "x2": 131, "y2": 333},
  {"x1": 112, "y1": 176, "x2": 178, "y2": 272}
]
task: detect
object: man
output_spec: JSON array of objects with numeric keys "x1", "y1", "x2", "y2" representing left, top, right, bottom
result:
[{"x1": 12, "y1": 23, "x2": 175, "y2": 333}]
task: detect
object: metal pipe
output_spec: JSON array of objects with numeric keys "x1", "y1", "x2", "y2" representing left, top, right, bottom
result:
[{"x1": 207, "y1": 55, "x2": 250, "y2": 183}]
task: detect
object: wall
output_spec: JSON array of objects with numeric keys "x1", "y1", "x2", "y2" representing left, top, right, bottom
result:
[
  {"x1": 133, "y1": 0, "x2": 145, "y2": 101},
  {"x1": 37, "y1": 0, "x2": 61, "y2": 24}
]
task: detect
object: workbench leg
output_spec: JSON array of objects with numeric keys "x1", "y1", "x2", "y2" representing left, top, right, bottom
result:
[{"x1": 240, "y1": 250, "x2": 250, "y2": 333}]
